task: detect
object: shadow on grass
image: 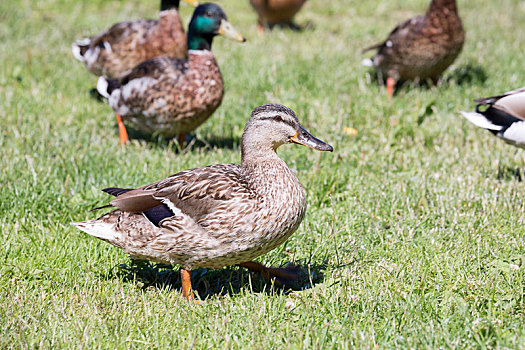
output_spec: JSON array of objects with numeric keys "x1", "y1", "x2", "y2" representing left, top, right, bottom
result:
[
  {"x1": 445, "y1": 63, "x2": 488, "y2": 86},
  {"x1": 263, "y1": 20, "x2": 315, "y2": 32},
  {"x1": 363, "y1": 62, "x2": 488, "y2": 96},
  {"x1": 102, "y1": 123, "x2": 241, "y2": 152},
  {"x1": 103, "y1": 259, "x2": 328, "y2": 299},
  {"x1": 496, "y1": 164, "x2": 523, "y2": 182},
  {"x1": 89, "y1": 88, "x2": 106, "y2": 102}
]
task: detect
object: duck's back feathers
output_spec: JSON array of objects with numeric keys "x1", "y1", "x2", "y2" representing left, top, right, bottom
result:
[
  {"x1": 461, "y1": 88, "x2": 525, "y2": 149},
  {"x1": 73, "y1": 10, "x2": 187, "y2": 78},
  {"x1": 95, "y1": 164, "x2": 253, "y2": 227}
]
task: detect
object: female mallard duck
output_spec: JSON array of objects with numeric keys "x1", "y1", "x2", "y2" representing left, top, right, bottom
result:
[
  {"x1": 73, "y1": 104, "x2": 333, "y2": 300},
  {"x1": 461, "y1": 88, "x2": 525, "y2": 148},
  {"x1": 249, "y1": 0, "x2": 306, "y2": 33},
  {"x1": 97, "y1": 3, "x2": 245, "y2": 145},
  {"x1": 72, "y1": 0, "x2": 199, "y2": 79},
  {"x1": 362, "y1": 0, "x2": 465, "y2": 98}
]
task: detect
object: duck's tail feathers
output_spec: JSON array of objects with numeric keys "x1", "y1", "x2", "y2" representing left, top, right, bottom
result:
[
  {"x1": 460, "y1": 111, "x2": 503, "y2": 131},
  {"x1": 97, "y1": 76, "x2": 111, "y2": 98},
  {"x1": 71, "y1": 219, "x2": 117, "y2": 242},
  {"x1": 361, "y1": 58, "x2": 374, "y2": 67},
  {"x1": 72, "y1": 38, "x2": 91, "y2": 61},
  {"x1": 362, "y1": 42, "x2": 382, "y2": 54},
  {"x1": 97, "y1": 76, "x2": 121, "y2": 99}
]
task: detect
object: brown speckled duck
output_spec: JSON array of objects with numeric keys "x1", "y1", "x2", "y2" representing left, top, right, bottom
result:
[
  {"x1": 461, "y1": 87, "x2": 525, "y2": 148},
  {"x1": 249, "y1": 0, "x2": 306, "y2": 33},
  {"x1": 362, "y1": 0, "x2": 465, "y2": 98},
  {"x1": 97, "y1": 3, "x2": 245, "y2": 145},
  {"x1": 72, "y1": 0, "x2": 199, "y2": 79},
  {"x1": 73, "y1": 104, "x2": 333, "y2": 300}
]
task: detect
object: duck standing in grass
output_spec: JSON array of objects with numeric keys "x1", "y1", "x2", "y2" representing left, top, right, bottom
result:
[
  {"x1": 362, "y1": 0, "x2": 465, "y2": 98},
  {"x1": 97, "y1": 3, "x2": 246, "y2": 145},
  {"x1": 73, "y1": 104, "x2": 333, "y2": 300},
  {"x1": 249, "y1": 0, "x2": 306, "y2": 34},
  {"x1": 461, "y1": 88, "x2": 525, "y2": 148},
  {"x1": 72, "y1": 0, "x2": 199, "y2": 79}
]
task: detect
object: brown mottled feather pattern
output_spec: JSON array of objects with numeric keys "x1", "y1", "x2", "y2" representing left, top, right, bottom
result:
[
  {"x1": 75, "y1": 158, "x2": 306, "y2": 270},
  {"x1": 109, "y1": 50, "x2": 223, "y2": 137},
  {"x1": 249, "y1": 0, "x2": 306, "y2": 25},
  {"x1": 81, "y1": 10, "x2": 187, "y2": 78},
  {"x1": 366, "y1": 0, "x2": 464, "y2": 82}
]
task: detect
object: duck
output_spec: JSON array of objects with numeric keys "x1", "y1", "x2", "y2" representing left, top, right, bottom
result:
[
  {"x1": 72, "y1": 0, "x2": 199, "y2": 79},
  {"x1": 362, "y1": 0, "x2": 465, "y2": 99},
  {"x1": 249, "y1": 0, "x2": 306, "y2": 34},
  {"x1": 460, "y1": 87, "x2": 525, "y2": 148},
  {"x1": 72, "y1": 104, "x2": 333, "y2": 300},
  {"x1": 96, "y1": 3, "x2": 246, "y2": 146}
]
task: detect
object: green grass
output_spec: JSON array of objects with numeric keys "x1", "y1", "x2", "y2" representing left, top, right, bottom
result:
[{"x1": 1, "y1": 0, "x2": 525, "y2": 347}]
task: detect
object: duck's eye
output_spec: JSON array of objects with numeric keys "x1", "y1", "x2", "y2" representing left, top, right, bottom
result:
[
  {"x1": 205, "y1": 10, "x2": 213, "y2": 17},
  {"x1": 273, "y1": 115, "x2": 283, "y2": 122}
]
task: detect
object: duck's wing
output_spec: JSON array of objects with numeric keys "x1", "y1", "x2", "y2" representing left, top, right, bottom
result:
[
  {"x1": 89, "y1": 19, "x2": 157, "y2": 52},
  {"x1": 362, "y1": 15, "x2": 425, "y2": 54},
  {"x1": 461, "y1": 88, "x2": 525, "y2": 148},
  {"x1": 102, "y1": 164, "x2": 256, "y2": 227},
  {"x1": 474, "y1": 88, "x2": 525, "y2": 121},
  {"x1": 98, "y1": 56, "x2": 186, "y2": 98},
  {"x1": 474, "y1": 87, "x2": 525, "y2": 105}
]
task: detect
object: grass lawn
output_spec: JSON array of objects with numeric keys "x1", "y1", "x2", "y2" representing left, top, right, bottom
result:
[{"x1": 1, "y1": 0, "x2": 525, "y2": 347}]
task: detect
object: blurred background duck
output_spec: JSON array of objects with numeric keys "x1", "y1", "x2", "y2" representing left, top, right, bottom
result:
[
  {"x1": 72, "y1": 0, "x2": 199, "y2": 79},
  {"x1": 461, "y1": 88, "x2": 525, "y2": 149},
  {"x1": 73, "y1": 104, "x2": 333, "y2": 301},
  {"x1": 362, "y1": 0, "x2": 465, "y2": 99},
  {"x1": 249, "y1": 0, "x2": 306, "y2": 34},
  {"x1": 97, "y1": 3, "x2": 245, "y2": 145}
]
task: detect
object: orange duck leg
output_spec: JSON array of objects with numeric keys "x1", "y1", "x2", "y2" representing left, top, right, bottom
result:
[
  {"x1": 386, "y1": 77, "x2": 396, "y2": 100},
  {"x1": 116, "y1": 113, "x2": 129, "y2": 145}
]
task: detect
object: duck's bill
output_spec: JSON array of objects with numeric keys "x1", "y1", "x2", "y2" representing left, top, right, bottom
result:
[
  {"x1": 218, "y1": 19, "x2": 246, "y2": 42},
  {"x1": 290, "y1": 125, "x2": 333, "y2": 152},
  {"x1": 183, "y1": 0, "x2": 199, "y2": 7}
]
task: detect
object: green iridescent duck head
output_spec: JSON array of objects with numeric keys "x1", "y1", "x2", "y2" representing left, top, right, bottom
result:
[{"x1": 187, "y1": 3, "x2": 246, "y2": 50}]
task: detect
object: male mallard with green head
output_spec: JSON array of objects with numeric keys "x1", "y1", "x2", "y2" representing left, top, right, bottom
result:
[
  {"x1": 73, "y1": 104, "x2": 333, "y2": 300},
  {"x1": 363, "y1": 0, "x2": 465, "y2": 98},
  {"x1": 97, "y1": 3, "x2": 245, "y2": 145},
  {"x1": 73, "y1": 0, "x2": 199, "y2": 79}
]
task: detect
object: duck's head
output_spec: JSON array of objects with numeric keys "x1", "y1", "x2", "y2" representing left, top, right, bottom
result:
[
  {"x1": 188, "y1": 3, "x2": 246, "y2": 51},
  {"x1": 160, "y1": 0, "x2": 199, "y2": 12},
  {"x1": 242, "y1": 104, "x2": 333, "y2": 159}
]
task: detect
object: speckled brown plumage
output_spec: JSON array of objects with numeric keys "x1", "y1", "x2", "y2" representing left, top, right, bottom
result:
[
  {"x1": 73, "y1": 1, "x2": 193, "y2": 79},
  {"x1": 97, "y1": 4, "x2": 245, "y2": 141},
  {"x1": 73, "y1": 104, "x2": 333, "y2": 298},
  {"x1": 105, "y1": 51, "x2": 223, "y2": 137},
  {"x1": 363, "y1": 0, "x2": 465, "y2": 84},
  {"x1": 249, "y1": 0, "x2": 306, "y2": 29}
]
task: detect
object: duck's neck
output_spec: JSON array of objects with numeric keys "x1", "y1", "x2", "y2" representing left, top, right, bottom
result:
[
  {"x1": 160, "y1": 0, "x2": 180, "y2": 11},
  {"x1": 428, "y1": 0, "x2": 458, "y2": 13},
  {"x1": 241, "y1": 141, "x2": 282, "y2": 168},
  {"x1": 187, "y1": 33, "x2": 214, "y2": 51}
]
